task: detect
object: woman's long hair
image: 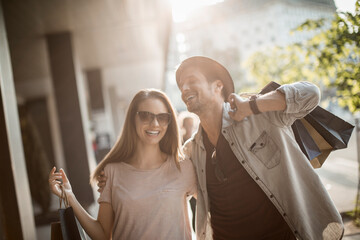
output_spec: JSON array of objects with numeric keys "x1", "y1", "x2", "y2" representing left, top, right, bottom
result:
[{"x1": 91, "y1": 89, "x2": 183, "y2": 184}]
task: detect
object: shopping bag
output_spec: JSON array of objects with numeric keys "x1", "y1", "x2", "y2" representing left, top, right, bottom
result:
[
  {"x1": 59, "y1": 207, "x2": 82, "y2": 240},
  {"x1": 51, "y1": 221, "x2": 63, "y2": 240},
  {"x1": 293, "y1": 118, "x2": 333, "y2": 168},
  {"x1": 58, "y1": 186, "x2": 86, "y2": 240},
  {"x1": 259, "y1": 81, "x2": 354, "y2": 168}
]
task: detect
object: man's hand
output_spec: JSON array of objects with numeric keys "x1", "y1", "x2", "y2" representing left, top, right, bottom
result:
[
  {"x1": 97, "y1": 170, "x2": 107, "y2": 193},
  {"x1": 228, "y1": 93, "x2": 252, "y2": 121}
]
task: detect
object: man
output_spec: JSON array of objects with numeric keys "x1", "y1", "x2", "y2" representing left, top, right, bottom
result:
[{"x1": 175, "y1": 56, "x2": 343, "y2": 240}]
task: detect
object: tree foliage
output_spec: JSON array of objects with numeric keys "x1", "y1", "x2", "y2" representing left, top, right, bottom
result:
[{"x1": 247, "y1": 0, "x2": 360, "y2": 113}]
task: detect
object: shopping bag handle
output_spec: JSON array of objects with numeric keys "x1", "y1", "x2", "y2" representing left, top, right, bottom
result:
[{"x1": 59, "y1": 184, "x2": 69, "y2": 209}]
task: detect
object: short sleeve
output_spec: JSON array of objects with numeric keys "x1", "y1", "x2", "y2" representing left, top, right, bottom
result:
[
  {"x1": 181, "y1": 158, "x2": 198, "y2": 197},
  {"x1": 97, "y1": 164, "x2": 113, "y2": 204}
]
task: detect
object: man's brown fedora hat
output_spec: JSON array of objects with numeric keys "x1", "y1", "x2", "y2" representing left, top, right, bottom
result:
[{"x1": 175, "y1": 56, "x2": 235, "y2": 100}]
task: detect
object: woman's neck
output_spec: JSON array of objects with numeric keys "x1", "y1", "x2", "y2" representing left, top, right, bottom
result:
[{"x1": 129, "y1": 143, "x2": 167, "y2": 170}]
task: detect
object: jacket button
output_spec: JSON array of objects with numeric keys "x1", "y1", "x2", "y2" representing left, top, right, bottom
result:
[
  {"x1": 294, "y1": 230, "x2": 298, "y2": 235},
  {"x1": 270, "y1": 194, "x2": 274, "y2": 198},
  {"x1": 241, "y1": 160, "x2": 245, "y2": 164},
  {"x1": 201, "y1": 169, "x2": 204, "y2": 172},
  {"x1": 283, "y1": 213, "x2": 287, "y2": 217},
  {"x1": 222, "y1": 130, "x2": 226, "y2": 134},
  {"x1": 231, "y1": 142, "x2": 234, "y2": 146},
  {"x1": 255, "y1": 177, "x2": 259, "y2": 180}
]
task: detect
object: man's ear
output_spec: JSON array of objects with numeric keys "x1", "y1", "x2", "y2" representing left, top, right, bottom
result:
[{"x1": 214, "y1": 80, "x2": 224, "y2": 93}]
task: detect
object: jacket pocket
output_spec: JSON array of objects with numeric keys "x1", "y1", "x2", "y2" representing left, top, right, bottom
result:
[{"x1": 249, "y1": 131, "x2": 281, "y2": 169}]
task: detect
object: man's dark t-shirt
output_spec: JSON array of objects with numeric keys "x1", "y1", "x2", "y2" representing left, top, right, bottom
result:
[{"x1": 203, "y1": 130, "x2": 295, "y2": 240}]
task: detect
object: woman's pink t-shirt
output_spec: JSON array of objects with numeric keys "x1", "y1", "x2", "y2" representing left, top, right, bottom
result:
[{"x1": 98, "y1": 157, "x2": 197, "y2": 240}]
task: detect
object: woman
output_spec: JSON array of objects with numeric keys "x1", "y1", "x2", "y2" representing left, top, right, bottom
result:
[{"x1": 49, "y1": 89, "x2": 197, "y2": 240}]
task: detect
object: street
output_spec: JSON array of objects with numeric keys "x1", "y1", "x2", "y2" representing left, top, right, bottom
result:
[{"x1": 316, "y1": 132, "x2": 358, "y2": 213}]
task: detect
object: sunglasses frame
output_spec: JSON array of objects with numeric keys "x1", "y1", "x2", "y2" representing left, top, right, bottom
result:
[
  {"x1": 136, "y1": 111, "x2": 171, "y2": 126},
  {"x1": 211, "y1": 148, "x2": 228, "y2": 183}
]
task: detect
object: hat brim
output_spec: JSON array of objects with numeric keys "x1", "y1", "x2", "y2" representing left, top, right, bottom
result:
[{"x1": 176, "y1": 56, "x2": 234, "y2": 101}]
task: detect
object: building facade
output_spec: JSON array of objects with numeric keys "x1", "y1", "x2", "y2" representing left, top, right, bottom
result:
[{"x1": 165, "y1": 0, "x2": 336, "y2": 110}]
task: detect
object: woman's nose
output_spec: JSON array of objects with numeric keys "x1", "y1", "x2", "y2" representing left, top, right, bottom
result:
[{"x1": 150, "y1": 117, "x2": 160, "y2": 126}]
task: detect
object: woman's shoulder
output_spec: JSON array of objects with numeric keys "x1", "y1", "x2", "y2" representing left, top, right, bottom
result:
[
  {"x1": 177, "y1": 155, "x2": 195, "y2": 172},
  {"x1": 177, "y1": 155, "x2": 197, "y2": 192},
  {"x1": 103, "y1": 161, "x2": 124, "y2": 174}
]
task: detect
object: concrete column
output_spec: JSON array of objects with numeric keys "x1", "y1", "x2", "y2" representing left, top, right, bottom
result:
[
  {"x1": 86, "y1": 69, "x2": 105, "y2": 112},
  {"x1": 108, "y1": 86, "x2": 124, "y2": 137},
  {"x1": 0, "y1": 2, "x2": 36, "y2": 239},
  {"x1": 46, "y1": 32, "x2": 94, "y2": 206}
]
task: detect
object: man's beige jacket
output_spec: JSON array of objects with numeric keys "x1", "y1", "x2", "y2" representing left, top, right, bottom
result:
[{"x1": 183, "y1": 82, "x2": 344, "y2": 240}]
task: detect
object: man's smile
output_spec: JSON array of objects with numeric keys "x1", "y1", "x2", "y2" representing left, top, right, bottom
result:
[{"x1": 183, "y1": 92, "x2": 197, "y2": 105}]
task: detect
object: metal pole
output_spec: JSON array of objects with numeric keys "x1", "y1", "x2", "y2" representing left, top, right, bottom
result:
[{"x1": 355, "y1": 118, "x2": 360, "y2": 220}]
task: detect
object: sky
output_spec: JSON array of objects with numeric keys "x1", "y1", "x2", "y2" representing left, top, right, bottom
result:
[
  {"x1": 170, "y1": 0, "x2": 224, "y2": 22},
  {"x1": 171, "y1": 0, "x2": 358, "y2": 22},
  {"x1": 333, "y1": 0, "x2": 356, "y2": 13}
]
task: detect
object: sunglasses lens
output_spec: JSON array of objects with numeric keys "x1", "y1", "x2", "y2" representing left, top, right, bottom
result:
[
  {"x1": 211, "y1": 148, "x2": 227, "y2": 183},
  {"x1": 215, "y1": 168, "x2": 227, "y2": 182},
  {"x1": 137, "y1": 111, "x2": 154, "y2": 123},
  {"x1": 157, "y1": 113, "x2": 171, "y2": 126}
]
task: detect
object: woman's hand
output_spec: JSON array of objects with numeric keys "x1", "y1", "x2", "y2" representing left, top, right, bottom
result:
[
  {"x1": 49, "y1": 167, "x2": 73, "y2": 198},
  {"x1": 50, "y1": 167, "x2": 113, "y2": 240}
]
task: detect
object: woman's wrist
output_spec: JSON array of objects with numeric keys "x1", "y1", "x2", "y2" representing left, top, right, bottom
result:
[{"x1": 64, "y1": 191, "x2": 76, "y2": 205}]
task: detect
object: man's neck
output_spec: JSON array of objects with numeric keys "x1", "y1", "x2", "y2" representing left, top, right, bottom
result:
[{"x1": 198, "y1": 102, "x2": 223, "y2": 147}]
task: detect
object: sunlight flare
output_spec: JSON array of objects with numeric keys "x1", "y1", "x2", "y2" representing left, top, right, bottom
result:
[{"x1": 170, "y1": 0, "x2": 224, "y2": 22}]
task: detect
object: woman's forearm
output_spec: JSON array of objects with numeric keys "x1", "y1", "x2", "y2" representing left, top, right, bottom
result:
[{"x1": 66, "y1": 192, "x2": 110, "y2": 240}]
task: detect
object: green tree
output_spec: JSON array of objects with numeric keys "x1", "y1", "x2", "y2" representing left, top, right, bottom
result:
[
  {"x1": 296, "y1": 1, "x2": 360, "y2": 113},
  {"x1": 246, "y1": 45, "x2": 319, "y2": 86},
  {"x1": 247, "y1": 0, "x2": 360, "y2": 112}
]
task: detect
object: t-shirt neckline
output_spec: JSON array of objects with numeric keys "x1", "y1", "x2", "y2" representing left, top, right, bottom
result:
[{"x1": 121, "y1": 155, "x2": 170, "y2": 172}]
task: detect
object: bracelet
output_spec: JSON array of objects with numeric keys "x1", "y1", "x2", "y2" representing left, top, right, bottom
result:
[{"x1": 249, "y1": 95, "x2": 261, "y2": 115}]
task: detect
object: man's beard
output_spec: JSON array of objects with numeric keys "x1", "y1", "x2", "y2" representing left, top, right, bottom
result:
[{"x1": 186, "y1": 100, "x2": 204, "y2": 115}]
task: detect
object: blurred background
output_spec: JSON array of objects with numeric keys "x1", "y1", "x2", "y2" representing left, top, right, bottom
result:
[{"x1": 0, "y1": 0, "x2": 359, "y2": 239}]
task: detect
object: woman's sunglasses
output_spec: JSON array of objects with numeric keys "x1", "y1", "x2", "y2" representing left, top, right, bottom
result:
[{"x1": 136, "y1": 111, "x2": 171, "y2": 126}]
